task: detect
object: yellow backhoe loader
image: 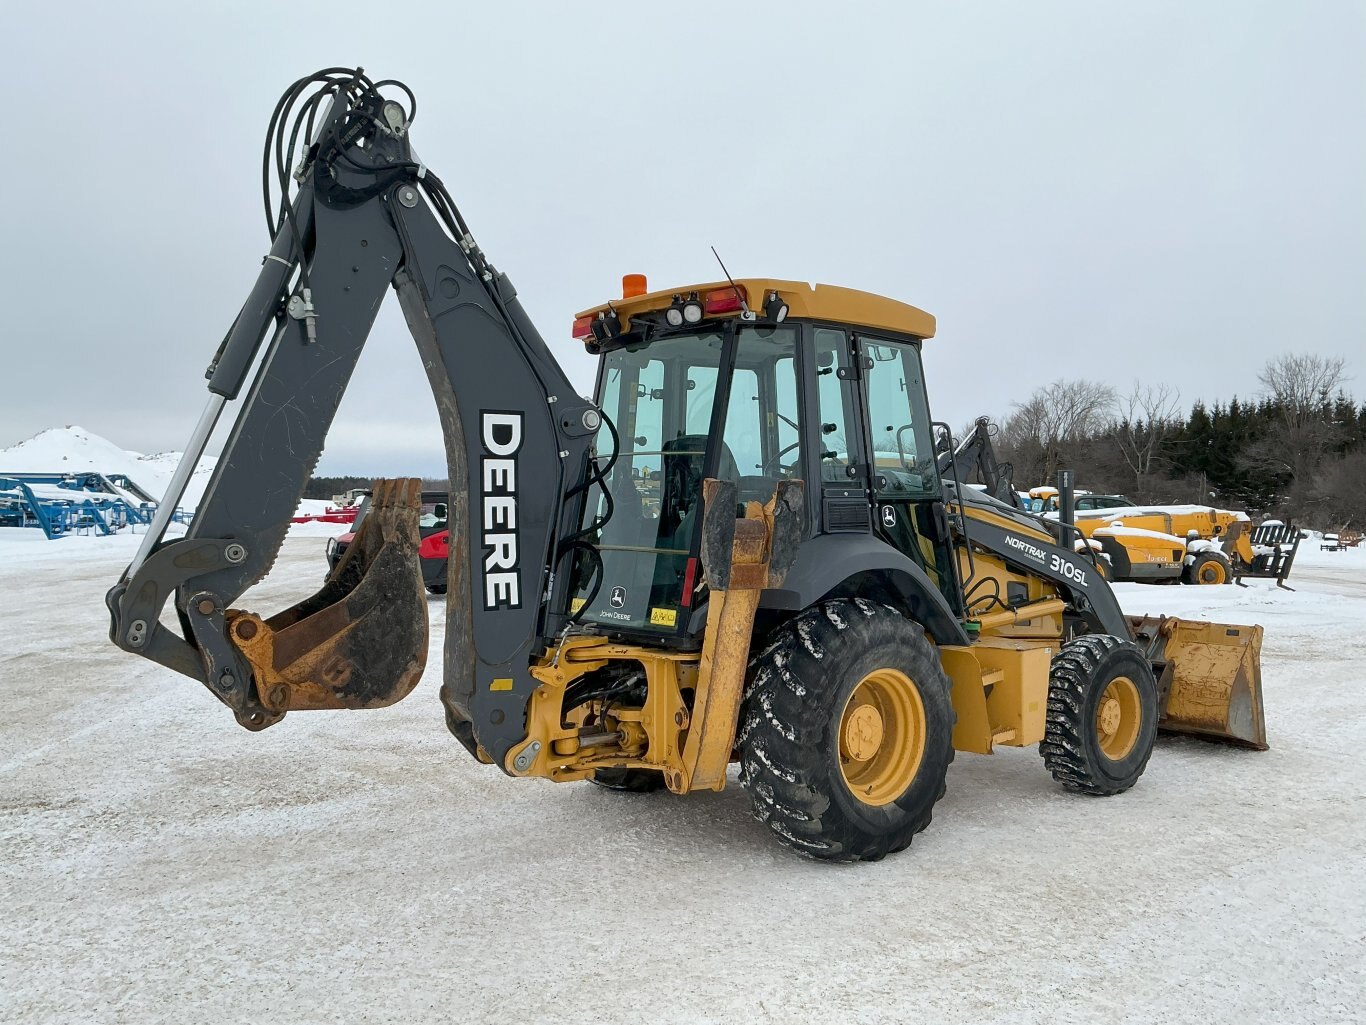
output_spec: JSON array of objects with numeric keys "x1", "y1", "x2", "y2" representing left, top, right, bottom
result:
[{"x1": 105, "y1": 69, "x2": 1268, "y2": 862}]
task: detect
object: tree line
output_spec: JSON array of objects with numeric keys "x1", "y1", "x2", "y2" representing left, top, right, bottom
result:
[{"x1": 993, "y1": 354, "x2": 1364, "y2": 529}]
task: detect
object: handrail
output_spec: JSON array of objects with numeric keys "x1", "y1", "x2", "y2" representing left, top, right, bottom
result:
[{"x1": 932, "y1": 421, "x2": 977, "y2": 605}]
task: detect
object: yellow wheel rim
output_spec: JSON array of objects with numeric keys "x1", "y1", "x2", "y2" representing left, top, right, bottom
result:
[
  {"x1": 1196, "y1": 559, "x2": 1227, "y2": 585},
  {"x1": 1095, "y1": 676, "x2": 1142, "y2": 760},
  {"x1": 838, "y1": 668, "x2": 927, "y2": 806}
]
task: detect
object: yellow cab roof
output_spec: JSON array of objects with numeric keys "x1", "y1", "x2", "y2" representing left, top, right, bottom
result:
[{"x1": 575, "y1": 277, "x2": 936, "y2": 342}]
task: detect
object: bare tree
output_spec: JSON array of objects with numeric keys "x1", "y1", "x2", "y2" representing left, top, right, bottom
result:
[
  {"x1": 1259, "y1": 353, "x2": 1349, "y2": 416},
  {"x1": 999, "y1": 396, "x2": 1048, "y2": 485},
  {"x1": 1307, "y1": 450, "x2": 1366, "y2": 530},
  {"x1": 1246, "y1": 353, "x2": 1351, "y2": 489},
  {"x1": 1000, "y1": 379, "x2": 1116, "y2": 484},
  {"x1": 1113, "y1": 381, "x2": 1181, "y2": 499}
]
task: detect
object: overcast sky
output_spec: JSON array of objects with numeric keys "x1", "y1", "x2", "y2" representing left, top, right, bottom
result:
[{"x1": 3, "y1": 2, "x2": 1362, "y2": 477}]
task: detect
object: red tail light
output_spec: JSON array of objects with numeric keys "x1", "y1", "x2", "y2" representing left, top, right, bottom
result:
[
  {"x1": 571, "y1": 315, "x2": 594, "y2": 339},
  {"x1": 704, "y1": 285, "x2": 746, "y2": 315},
  {"x1": 680, "y1": 556, "x2": 700, "y2": 607},
  {"x1": 419, "y1": 530, "x2": 450, "y2": 560}
]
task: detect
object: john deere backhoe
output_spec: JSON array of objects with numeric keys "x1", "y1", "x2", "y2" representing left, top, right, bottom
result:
[{"x1": 107, "y1": 69, "x2": 1267, "y2": 862}]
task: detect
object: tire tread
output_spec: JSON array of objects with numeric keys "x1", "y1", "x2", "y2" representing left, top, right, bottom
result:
[
  {"x1": 739, "y1": 600, "x2": 955, "y2": 862},
  {"x1": 1040, "y1": 633, "x2": 1157, "y2": 796}
]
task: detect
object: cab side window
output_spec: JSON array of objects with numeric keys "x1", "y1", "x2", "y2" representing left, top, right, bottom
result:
[
  {"x1": 720, "y1": 326, "x2": 803, "y2": 496},
  {"x1": 721, "y1": 367, "x2": 761, "y2": 474},
  {"x1": 813, "y1": 328, "x2": 854, "y2": 480},
  {"x1": 861, "y1": 337, "x2": 938, "y2": 497},
  {"x1": 685, "y1": 366, "x2": 718, "y2": 436}
]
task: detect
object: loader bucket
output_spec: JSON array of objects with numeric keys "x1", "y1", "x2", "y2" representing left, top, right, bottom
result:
[
  {"x1": 1127, "y1": 615, "x2": 1268, "y2": 750},
  {"x1": 226, "y1": 478, "x2": 429, "y2": 713}
]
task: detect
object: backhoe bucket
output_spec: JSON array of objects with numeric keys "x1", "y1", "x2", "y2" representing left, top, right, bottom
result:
[
  {"x1": 1128, "y1": 615, "x2": 1267, "y2": 750},
  {"x1": 226, "y1": 478, "x2": 429, "y2": 713}
]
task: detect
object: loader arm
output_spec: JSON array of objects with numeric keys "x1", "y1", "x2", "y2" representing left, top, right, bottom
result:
[{"x1": 106, "y1": 70, "x2": 601, "y2": 766}]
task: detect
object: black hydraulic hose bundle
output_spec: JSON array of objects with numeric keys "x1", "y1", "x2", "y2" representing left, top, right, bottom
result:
[{"x1": 262, "y1": 68, "x2": 619, "y2": 627}]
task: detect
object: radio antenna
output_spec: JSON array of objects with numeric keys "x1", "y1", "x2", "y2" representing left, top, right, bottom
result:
[{"x1": 710, "y1": 246, "x2": 753, "y2": 319}]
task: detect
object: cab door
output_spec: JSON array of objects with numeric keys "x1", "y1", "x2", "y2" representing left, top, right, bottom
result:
[{"x1": 853, "y1": 334, "x2": 962, "y2": 613}]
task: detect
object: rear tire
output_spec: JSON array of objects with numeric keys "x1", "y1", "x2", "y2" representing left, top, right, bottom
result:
[
  {"x1": 738, "y1": 599, "x2": 955, "y2": 862},
  {"x1": 1183, "y1": 550, "x2": 1232, "y2": 585},
  {"x1": 1040, "y1": 634, "x2": 1157, "y2": 796}
]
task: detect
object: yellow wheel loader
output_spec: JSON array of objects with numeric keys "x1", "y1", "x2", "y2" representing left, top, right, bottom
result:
[
  {"x1": 1023, "y1": 487, "x2": 1298, "y2": 587},
  {"x1": 1062, "y1": 504, "x2": 1300, "y2": 587},
  {"x1": 106, "y1": 69, "x2": 1268, "y2": 862}
]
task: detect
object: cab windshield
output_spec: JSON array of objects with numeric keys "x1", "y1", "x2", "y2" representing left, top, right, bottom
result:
[
  {"x1": 570, "y1": 324, "x2": 801, "y2": 633},
  {"x1": 419, "y1": 499, "x2": 448, "y2": 529}
]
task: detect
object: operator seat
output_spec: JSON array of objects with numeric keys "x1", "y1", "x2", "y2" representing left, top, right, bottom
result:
[
  {"x1": 651, "y1": 435, "x2": 741, "y2": 604},
  {"x1": 659, "y1": 435, "x2": 740, "y2": 541}
]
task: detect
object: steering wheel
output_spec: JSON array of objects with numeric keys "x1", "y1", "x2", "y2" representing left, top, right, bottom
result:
[{"x1": 760, "y1": 440, "x2": 801, "y2": 476}]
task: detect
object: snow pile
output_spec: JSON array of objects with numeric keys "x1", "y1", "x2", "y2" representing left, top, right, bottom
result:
[
  {"x1": 0, "y1": 427, "x2": 342, "y2": 540},
  {"x1": 11, "y1": 483, "x2": 122, "y2": 504},
  {"x1": 1072, "y1": 503, "x2": 1252, "y2": 522},
  {"x1": 0, "y1": 426, "x2": 217, "y2": 510},
  {"x1": 1093, "y1": 524, "x2": 1185, "y2": 544}
]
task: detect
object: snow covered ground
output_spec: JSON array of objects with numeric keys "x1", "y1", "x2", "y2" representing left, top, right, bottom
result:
[{"x1": 1, "y1": 530, "x2": 1363, "y2": 1024}]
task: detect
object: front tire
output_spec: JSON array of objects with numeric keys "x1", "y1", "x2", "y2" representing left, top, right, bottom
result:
[
  {"x1": 1040, "y1": 634, "x2": 1158, "y2": 796},
  {"x1": 738, "y1": 599, "x2": 955, "y2": 862},
  {"x1": 1184, "y1": 550, "x2": 1232, "y2": 585}
]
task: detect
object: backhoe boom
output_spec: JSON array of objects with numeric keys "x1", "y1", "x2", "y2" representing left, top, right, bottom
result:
[{"x1": 107, "y1": 70, "x2": 601, "y2": 765}]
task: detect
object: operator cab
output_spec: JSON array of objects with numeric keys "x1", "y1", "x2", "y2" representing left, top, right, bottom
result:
[{"x1": 565, "y1": 277, "x2": 961, "y2": 639}]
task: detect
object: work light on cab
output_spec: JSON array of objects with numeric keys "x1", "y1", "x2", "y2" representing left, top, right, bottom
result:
[
  {"x1": 665, "y1": 294, "x2": 704, "y2": 327},
  {"x1": 572, "y1": 308, "x2": 621, "y2": 342},
  {"x1": 590, "y1": 308, "x2": 621, "y2": 342}
]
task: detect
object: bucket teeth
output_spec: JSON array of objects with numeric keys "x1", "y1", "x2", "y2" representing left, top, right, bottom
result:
[{"x1": 226, "y1": 478, "x2": 429, "y2": 712}]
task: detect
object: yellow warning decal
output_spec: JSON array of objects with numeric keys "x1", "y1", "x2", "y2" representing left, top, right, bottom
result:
[
  {"x1": 650, "y1": 607, "x2": 678, "y2": 627},
  {"x1": 570, "y1": 597, "x2": 586, "y2": 613},
  {"x1": 490, "y1": 678, "x2": 514, "y2": 691}
]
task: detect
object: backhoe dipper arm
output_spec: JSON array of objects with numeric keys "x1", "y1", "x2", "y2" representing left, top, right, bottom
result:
[
  {"x1": 937, "y1": 416, "x2": 1018, "y2": 507},
  {"x1": 106, "y1": 70, "x2": 602, "y2": 767}
]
